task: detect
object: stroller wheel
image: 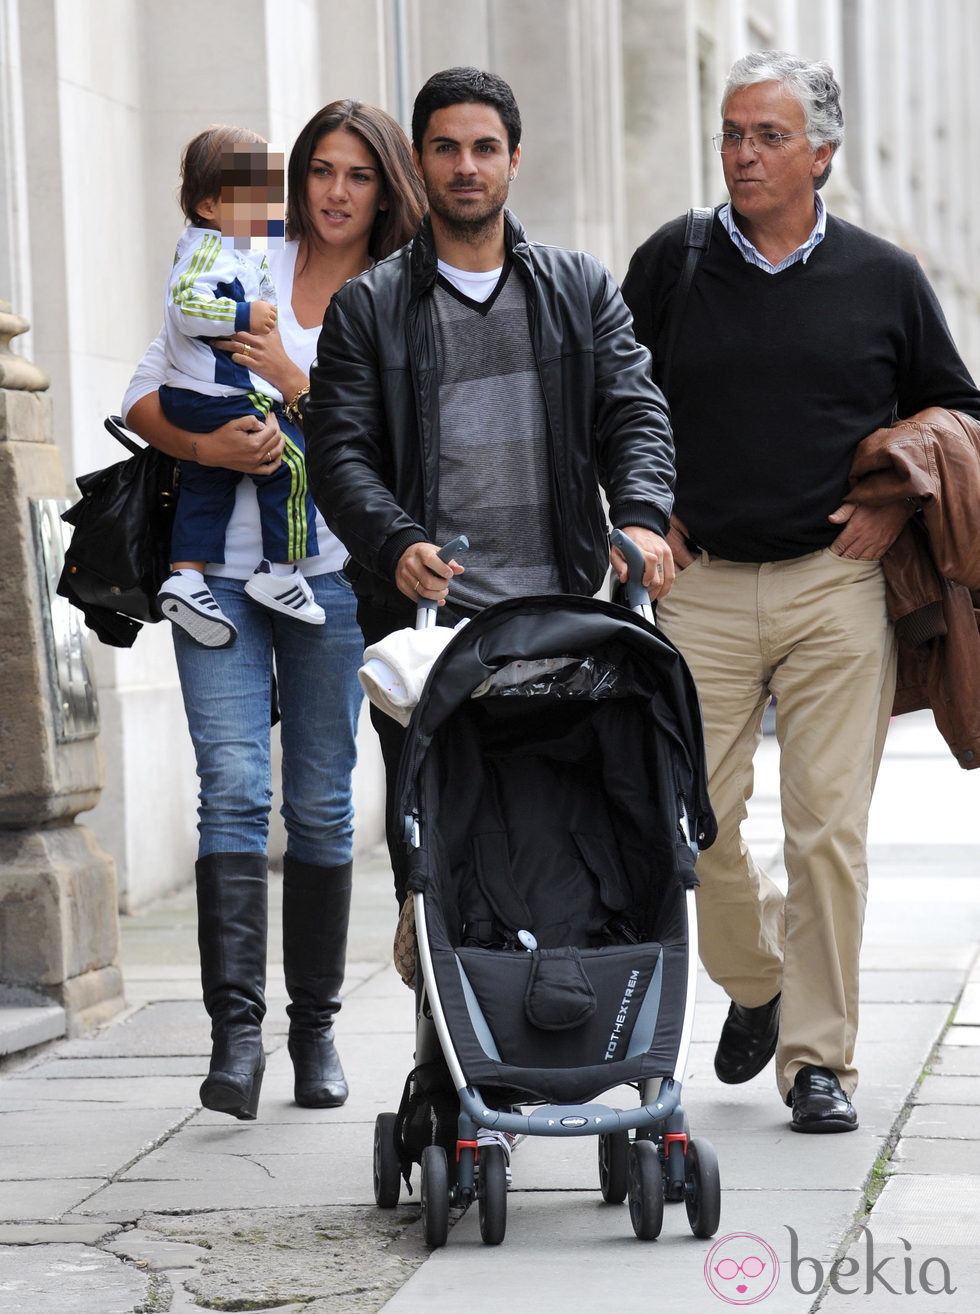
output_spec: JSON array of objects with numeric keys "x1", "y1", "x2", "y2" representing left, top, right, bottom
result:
[
  {"x1": 685, "y1": 1138, "x2": 721, "y2": 1238},
  {"x1": 373, "y1": 1112, "x2": 401, "y2": 1209},
  {"x1": 420, "y1": 1145, "x2": 450, "y2": 1249},
  {"x1": 598, "y1": 1131, "x2": 629, "y2": 1204},
  {"x1": 627, "y1": 1140, "x2": 664, "y2": 1240},
  {"x1": 478, "y1": 1144, "x2": 508, "y2": 1245}
]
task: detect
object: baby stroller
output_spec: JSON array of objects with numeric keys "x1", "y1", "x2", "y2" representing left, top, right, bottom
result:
[{"x1": 372, "y1": 533, "x2": 720, "y2": 1247}]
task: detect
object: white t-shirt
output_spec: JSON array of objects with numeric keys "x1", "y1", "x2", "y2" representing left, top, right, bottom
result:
[
  {"x1": 122, "y1": 239, "x2": 347, "y2": 578},
  {"x1": 436, "y1": 259, "x2": 503, "y2": 302}
]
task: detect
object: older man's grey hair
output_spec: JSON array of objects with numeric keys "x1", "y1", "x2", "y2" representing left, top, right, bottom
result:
[{"x1": 722, "y1": 51, "x2": 843, "y2": 190}]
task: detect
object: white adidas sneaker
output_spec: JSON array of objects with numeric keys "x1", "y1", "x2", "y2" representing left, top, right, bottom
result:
[
  {"x1": 244, "y1": 560, "x2": 325, "y2": 624},
  {"x1": 157, "y1": 572, "x2": 237, "y2": 648}
]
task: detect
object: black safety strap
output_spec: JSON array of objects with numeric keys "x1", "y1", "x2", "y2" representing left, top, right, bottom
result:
[{"x1": 662, "y1": 206, "x2": 714, "y2": 394}]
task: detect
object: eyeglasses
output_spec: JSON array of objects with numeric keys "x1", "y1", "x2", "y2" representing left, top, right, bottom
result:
[
  {"x1": 712, "y1": 130, "x2": 809, "y2": 153},
  {"x1": 715, "y1": 1257, "x2": 768, "y2": 1280}
]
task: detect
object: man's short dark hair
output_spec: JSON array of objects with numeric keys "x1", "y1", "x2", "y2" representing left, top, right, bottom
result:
[{"x1": 411, "y1": 67, "x2": 522, "y2": 155}]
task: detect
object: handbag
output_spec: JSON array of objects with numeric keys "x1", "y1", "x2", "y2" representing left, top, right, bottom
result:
[
  {"x1": 392, "y1": 894, "x2": 417, "y2": 988},
  {"x1": 57, "y1": 415, "x2": 179, "y2": 647}
]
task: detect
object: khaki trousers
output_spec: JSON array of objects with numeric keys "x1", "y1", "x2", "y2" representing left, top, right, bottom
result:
[{"x1": 656, "y1": 548, "x2": 897, "y2": 1099}]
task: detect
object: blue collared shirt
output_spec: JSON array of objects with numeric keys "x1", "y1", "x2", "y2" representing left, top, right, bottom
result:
[{"x1": 719, "y1": 193, "x2": 827, "y2": 273}]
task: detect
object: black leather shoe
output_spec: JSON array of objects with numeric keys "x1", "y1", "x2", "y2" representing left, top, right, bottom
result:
[
  {"x1": 714, "y1": 993, "x2": 781, "y2": 1084},
  {"x1": 789, "y1": 1065, "x2": 858, "y2": 1133}
]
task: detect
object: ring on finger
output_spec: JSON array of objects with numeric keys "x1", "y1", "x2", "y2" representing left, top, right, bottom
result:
[
  {"x1": 242, "y1": 343, "x2": 251, "y2": 357},
  {"x1": 414, "y1": 579, "x2": 422, "y2": 593}
]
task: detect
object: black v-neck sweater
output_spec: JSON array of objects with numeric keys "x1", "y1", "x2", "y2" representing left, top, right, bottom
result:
[{"x1": 623, "y1": 213, "x2": 980, "y2": 561}]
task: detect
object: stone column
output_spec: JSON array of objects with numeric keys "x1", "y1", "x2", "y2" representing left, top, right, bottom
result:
[
  {"x1": 0, "y1": 300, "x2": 124, "y2": 1041},
  {"x1": 621, "y1": 0, "x2": 701, "y2": 263}
]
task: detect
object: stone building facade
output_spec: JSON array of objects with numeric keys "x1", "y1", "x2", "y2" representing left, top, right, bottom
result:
[{"x1": 2, "y1": 0, "x2": 978, "y2": 910}]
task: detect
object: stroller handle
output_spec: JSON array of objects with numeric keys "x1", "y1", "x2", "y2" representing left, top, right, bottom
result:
[
  {"x1": 610, "y1": 529, "x2": 653, "y2": 617},
  {"x1": 416, "y1": 535, "x2": 469, "y2": 630}
]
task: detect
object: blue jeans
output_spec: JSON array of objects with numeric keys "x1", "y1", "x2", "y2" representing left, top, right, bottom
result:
[{"x1": 173, "y1": 571, "x2": 363, "y2": 866}]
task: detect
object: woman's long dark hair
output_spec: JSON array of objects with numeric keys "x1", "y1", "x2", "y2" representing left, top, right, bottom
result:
[{"x1": 286, "y1": 100, "x2": 425, "y2": 260}]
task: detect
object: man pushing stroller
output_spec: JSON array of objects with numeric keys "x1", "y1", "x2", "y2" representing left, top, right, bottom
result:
[{"x1": 305, "y1": 66, "x2": 675, "y2": 905}]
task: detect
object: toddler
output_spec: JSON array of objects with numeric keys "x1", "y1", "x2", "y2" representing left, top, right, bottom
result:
[{"x1": 156, "y1": 125, "x2": 323, "y2": 647}]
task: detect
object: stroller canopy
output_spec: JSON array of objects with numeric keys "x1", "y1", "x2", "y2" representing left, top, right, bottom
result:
[{"x1": 397, "y1": 594, "x2": 716, "y2": 852}]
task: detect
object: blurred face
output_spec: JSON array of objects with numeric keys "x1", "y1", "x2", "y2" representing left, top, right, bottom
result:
[
  {"x1": 720, "y1": 81, "x2": 831, "y2": 230},
  {"x1": 305, "y1": 128, "x2": 386, "y2": 251},
  {"x1": 199, "y1": 146, "x2": 286, "y2": 250},
  {"x1": 413, "y1": 102, "x2": 519, "y2": 234}
]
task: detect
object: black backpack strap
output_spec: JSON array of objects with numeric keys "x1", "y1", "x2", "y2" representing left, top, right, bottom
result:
[{"x1": 662, "y1": 206, "x2": 714, "y2": 394}]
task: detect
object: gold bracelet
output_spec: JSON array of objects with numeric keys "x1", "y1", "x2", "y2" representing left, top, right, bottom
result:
[{"x1": 284, "y1": 383, "x2": 310, "y2": 425}]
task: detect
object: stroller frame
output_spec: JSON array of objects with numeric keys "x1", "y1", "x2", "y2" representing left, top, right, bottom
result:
[{"x1": 374, "y1": 535, "x2": 721, "y2": 1245}]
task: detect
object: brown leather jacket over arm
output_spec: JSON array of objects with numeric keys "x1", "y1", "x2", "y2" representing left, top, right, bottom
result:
[{"x1": 846, "y1": 406, "x2": 980, "y2": 768}]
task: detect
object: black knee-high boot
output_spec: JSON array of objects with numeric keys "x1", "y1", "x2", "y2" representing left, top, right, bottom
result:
[
  {"x1": 196, "y1": 852, "x2": 268, "y2": 1120},
  {"x1": 282, "y1": 853, "x2": 352, "y2": 1108}
]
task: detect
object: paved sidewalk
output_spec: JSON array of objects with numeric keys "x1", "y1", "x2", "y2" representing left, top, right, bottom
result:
[{"x1": 0, "y1": 709, "x2": 978, "y2": 1312}]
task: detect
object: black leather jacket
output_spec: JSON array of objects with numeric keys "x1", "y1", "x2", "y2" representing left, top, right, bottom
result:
[{"x1": 306, "y1": 210, "x2": 674, "y2": 610}]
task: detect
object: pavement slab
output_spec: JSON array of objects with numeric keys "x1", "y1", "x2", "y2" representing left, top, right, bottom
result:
[
  {"x1": 0, "y1": 1180, "x2": 110, "y2": 1225},
  {"x1": 932, "y1": 1047, "x2": 980, "y2": 1076},
  {"x1": 0, "y1": 1075, "x2": 202, "y2": 1108},
  {"x1": 0, "y1": 1222, "x2": 122, "y2": 1245},
  {"x1": 857, "y1": 970, "x2": 965, "y2": 1004},
  {"x1": 860, "y1": 945, "x2": 978, "y2": 972},
  {"x1": 0, "y1": 1244, "x2": 150, "y2": 1314},
  {"x1": 0, "y1": 1106, "x2": 193, "y2": 1182},
  {"x1": 54, "y1": 1001, "x2": 213, "y2": 1059},
  {"x1": 865, "y1": 1174, "x2": 980, "y2": 1248},
  {"x1": 104, "y1": 1226, "x2": 207, "y2": 1271},
  {"x1": 901, "y1": 1103, "x2": 980, "y2": 1140},
  {"x1": 24, "y1": 1056, "x2": 207, "y2": 1079},
  {"x1": 943, "y1": 1026, "x2": 980, "y2": 1048},
  {"x1": 890, "y1": 1136, "x2": 980, "y2": 1175},
  {"x1": 954, "y1": 982, "x2": 980, "y2": 1024},
  {"x1": 916, "y1": 1074, "x2": 980, "y2": 1104}
]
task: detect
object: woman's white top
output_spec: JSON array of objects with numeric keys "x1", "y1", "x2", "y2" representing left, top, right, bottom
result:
[{"x1": 122, "y1": 240, "x2": 347, "y2": 579}]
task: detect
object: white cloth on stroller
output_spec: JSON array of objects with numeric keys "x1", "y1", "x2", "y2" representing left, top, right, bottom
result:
[{"x1": 359, "y1": 620, "x2": 468, "y2": 725}]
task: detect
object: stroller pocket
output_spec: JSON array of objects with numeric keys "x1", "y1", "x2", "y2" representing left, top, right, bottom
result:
[{"x1": 524, "y1": 947, "x2": 597, "y2": 1030}]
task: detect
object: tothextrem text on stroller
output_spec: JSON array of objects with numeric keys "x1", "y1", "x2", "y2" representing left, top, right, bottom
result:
[{"x1": 372, "y1": 534, "x2": 720, "y2": 1247}]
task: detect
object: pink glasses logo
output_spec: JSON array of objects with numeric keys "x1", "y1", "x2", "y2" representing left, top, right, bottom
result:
[{"x1": 705, "y1": 1232, "x2": 781, "y2": 1304}]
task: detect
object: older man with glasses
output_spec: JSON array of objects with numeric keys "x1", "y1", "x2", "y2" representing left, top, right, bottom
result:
[{"x1": 623, "y1": 51, "x2": 980, "y2": 1132}]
